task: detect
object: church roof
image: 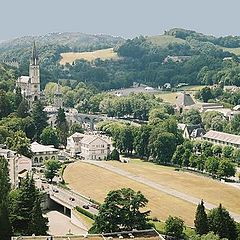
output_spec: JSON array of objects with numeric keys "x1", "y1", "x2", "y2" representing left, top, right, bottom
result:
[
  {"x1": 31, "y1": 41, "x2": 39, "y2": 65},
  {"x1": 17, "y1": 76, "x2": 31, "y2": 83}
]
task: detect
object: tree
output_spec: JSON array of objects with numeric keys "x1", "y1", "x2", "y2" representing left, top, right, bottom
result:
[
  {"x1": 222, "y1": 145, "x2": 234, "y2": 158},
  {"x1": 44, "y1": 160, "x2": 61, "y2": 182},
  {"x1": 0, "y1": 90, "x2": 12, "y2": 119},
  {"x1": 208, "y1": 204, "x2": 237, "y2": 240},
  {"x1": 110, "y1": 149, "x2": 120, "y2": 161},
  {"x1": 5, "y1": 131, "x2": 32, "y2": 158},
  {"x1": 0, "y1": 156, "x2": 12, "y2": 239},
  {"x1": 16, "y1": 99, "x2": 29, "y2": 118},
  {"x1": 212, "y1": 145, "x2": 222, "y2": 157},
  {"x1": 194, "y1": 200, "x2": 208, "y2": 235},
  {"x1": 165, "y1": 216, "x2": 185, "y2": 239},
  {"x1": 31, "y1": 100, "x2": 48, "y2": 140},
  {"x1": 40, "y1": 126, "x2": 60, "y2": 148},
  {"x1": 199, "y1": 87, "x2": 213, "y2": 103},
  {"x1": 182, "y1": 148, "x2": 191, "y2": 167},
  {"x1": 149, "y1": 131, "x2": 176, "y2": 164},
  {"x1": 14, "y1": 86, "x2": 23, "y2": 109},
  {"x1": 56, "y1": 108, "x2": 69, "y2": 146},
  {"x1": 28, "y1": 199, "x2": 48, "y2": 235},
  {"x1": 182, "y1": 109, "x2": 202, "y2": 125},
  {"x1": 9, "y1": 175, "x2": 38, "y2": 235},
  {"x1": 70, "y1": 123, "x2": 84, "y2": 135},
  {"x1": 217, "y1": 159, "x2": 236, "y2": 178},
  {"x1": 91, "y1": 188, "x2": 151, "y2": 233},
  {"x1": 204, "y1": 157, "x2": 219, "y2": 176},
  {"x1": 190, "y1": 232, "x2": 222, "y2": 240}
]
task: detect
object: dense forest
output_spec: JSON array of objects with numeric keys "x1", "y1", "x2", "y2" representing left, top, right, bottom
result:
[{"x1": 0, "y1": 28, "x2": 240, "y2": 91}]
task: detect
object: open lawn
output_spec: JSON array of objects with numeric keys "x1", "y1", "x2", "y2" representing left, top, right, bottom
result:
[
  {"x1": 60, "y1": 48, "x2": 119, "y2": 65},
  {"x1": 107, "y1": 159, "x2": 240, "y2": 216},
  {"x1": 220, "y1": 46, "x2": 240, "y2": 56},
  {"x1": 64, "y1": 161, "x2": 197, "y2": 226}
]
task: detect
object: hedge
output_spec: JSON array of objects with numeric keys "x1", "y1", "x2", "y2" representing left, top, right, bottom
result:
[{"x1": 75, "y1": 206, "x2": 96, "y2": 220}]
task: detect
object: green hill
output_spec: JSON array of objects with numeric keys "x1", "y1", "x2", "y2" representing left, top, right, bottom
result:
[{"x1": 147, "y1": 35, "x2": 186, "y2": 47}]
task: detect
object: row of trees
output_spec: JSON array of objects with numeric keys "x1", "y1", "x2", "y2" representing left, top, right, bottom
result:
[
  {"x1": 172, "y1": 140, "x2": 236, "y2": 178},
  {"x1": 97, "y1": 108, "x2": 183, "y2": 164},
  {"x1": 0, "y1": 157, "x2": 48, "y2": 239}
]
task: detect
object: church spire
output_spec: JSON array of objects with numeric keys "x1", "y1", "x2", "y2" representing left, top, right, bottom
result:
[{"x1": 31, "y1": 41, "x2": 39, "y2": 65}]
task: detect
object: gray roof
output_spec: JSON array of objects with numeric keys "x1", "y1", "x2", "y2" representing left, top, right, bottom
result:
[
  {"x1": 203, "y1": 130, "x2": 240, "y2": 145},
  {"x1": 176, "y1": 92, "x2": 195, "y2": 107}
]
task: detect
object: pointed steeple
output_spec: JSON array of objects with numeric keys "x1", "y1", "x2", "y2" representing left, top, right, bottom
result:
[{"x1": 31, "y1": 41, "x2": 39, "y2": 65}]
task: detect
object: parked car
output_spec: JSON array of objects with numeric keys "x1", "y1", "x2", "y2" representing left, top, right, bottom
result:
[
  {"x1": 69, "y1": 197, "x2": 75, "y2": 201},
  {"x1": 83, "y1": 204, "x2": 89, "y2": 209}
]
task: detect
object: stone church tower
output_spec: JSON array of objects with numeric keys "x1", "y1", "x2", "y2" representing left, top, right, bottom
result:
[
  {"x1": 16, "y1": 41, "x2": 41, "y2": 106},
  {"x1": 29, "y1": 41, "x2": 41, "y2": 102}
]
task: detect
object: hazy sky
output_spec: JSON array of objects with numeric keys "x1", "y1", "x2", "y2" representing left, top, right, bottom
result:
[{"x1": 1, "y1": 0, "x2": 240, "y2": 40}]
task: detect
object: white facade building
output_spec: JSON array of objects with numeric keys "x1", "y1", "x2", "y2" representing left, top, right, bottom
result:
[
  {"x1": 31, "y1": 142, "x2": 59, "y2": 167},
  {"x1": 67, "y1": 133, "x2": 111, "y2": 160}
]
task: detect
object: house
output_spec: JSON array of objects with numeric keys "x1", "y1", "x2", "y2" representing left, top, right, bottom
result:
[
  {"x1": 31, "y1": 142, "x2": 59, "y2": 167},
  {"x1": 163, "y1": 55, "x2": 191, "y2": 64},
  {"x1": 202, "y1": 130, "x2": 240, "y2": 148},
  {"x1": 178, "y1": 124, "x2": 205, "y2": 139},
  {"x1": 223, "y1": 85, "x2": 240, "y2": 92},
  {"x1": 67, "y1": 133, "x2": 111, "y2": 160},
  {"x1": 0, "y1": 148, "x2": 32, "y2": 187},
  {"x1": 80, "y1": 135, "x2": 110, "y2": 160}
]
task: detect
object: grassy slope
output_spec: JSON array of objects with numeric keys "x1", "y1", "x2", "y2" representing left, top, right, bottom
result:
[
  {"x1": 147, "y1": 35, "x2": 185, "y2": 47},
  {"x1": 60, "y1": 48, "x2": 119, "y2": 64}
]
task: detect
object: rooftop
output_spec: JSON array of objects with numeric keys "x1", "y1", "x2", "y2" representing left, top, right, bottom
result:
[
  {"x1": 203, "y1": 130, "x2": 240, "y2": 145},
  {"x1": 176, "y1": 92, "x2": 195, "y2": 107},
  {"x1": 31, "y1": 142, "x2": 59, "y2": 153}
]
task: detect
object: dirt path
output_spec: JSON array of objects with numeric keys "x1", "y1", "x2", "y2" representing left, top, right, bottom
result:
[{"x1": 83, "y1": 160, "x2": 240, "y2": 222}]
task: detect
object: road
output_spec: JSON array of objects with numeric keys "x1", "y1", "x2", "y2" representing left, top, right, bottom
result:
[
  {"x1": 45, "y1": 184, "x2": 99, "y2": 215},
  {"x1": 83, "y1": 160, "x2": 240, "y2": 222}
]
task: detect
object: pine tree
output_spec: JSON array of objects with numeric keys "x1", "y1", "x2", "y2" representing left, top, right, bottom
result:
[
  {"x1": 28, "y1": 198, "x2": 48, "y2": 235},
  {"x1": 208, "y1": 204, "x2": 237, "y2": 240},
  {"x1": 194, "y1": 200, "x2": 208, "y2": 235},
  {"x1": 17, "y1": 99, "x2": 29, "y2": 118},
  {"x1": 0, "y1": 202, "x2": 12, "y2": 240},
  {"x1": 15, "y1": 87, "x2": 23, "y2": 109},
  {"x1": 0, "y1": 157, "x2": 12, "y2": 239},
  {"x1": 31, "y1": 100, "x2": 48, "y2": 140},
  {"x1": 56, "y1": 108, "x2": 69, "y2": 146}
]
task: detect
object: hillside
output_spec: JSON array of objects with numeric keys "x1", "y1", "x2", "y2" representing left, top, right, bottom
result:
[
  {"x1": 60, "y1": 48, "x2": 119, "y2": 65},
  {"x1": 147, "y1": 35, "x2": 186, "y2": 47}
]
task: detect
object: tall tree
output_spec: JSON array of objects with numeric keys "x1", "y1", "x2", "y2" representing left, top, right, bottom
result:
[
  {"x1": 15, "y1": 87, "x2": 23, "y2": 109},
  {"x1": 208, "y1": 204, "x2": 237, "y2": 240},
  {"x1": 5, "y1": 131, "x2": 32, "y2": 158},
  {"x1": 56, "y1": 108, "x2": 69, "y2": 146},
  {"x1": 40, "y1": 126, "x2": 60, "y2": 148},
  {"x1": 31, "y1": 100, "x2": 48, "y2": 141},
  {"x1": 28, "y1": 199, "x2": 48, "y2": 235},
  {"x1": 0, "y1": 156, "x2": 12, "y2": 239},
  {"x1": 16, "y1": 99, "x2": 29, "y2": 118},
  {"x1": 44, "y1": 159, "x2": 61, "y2": 183},
  {"x1": 194, "y1": 200, "x2": 208, "y2": 235},
  {"x1": 91, "y1": 188, "x2": 151, "y2": 233},
  {"x1": 0, "y1": 90, "x2": 12, "y2": 119}
]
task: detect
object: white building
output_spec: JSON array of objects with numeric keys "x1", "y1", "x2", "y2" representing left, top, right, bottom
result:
[
  {"x1": 31, "y1": 142, "x2": 59, "y2": 167},
  {"x1": 67, "y1": 133, "x2": 111, "y2": 160},
  {"x1": 0, "y1": 148, "x2": 32, "y2": 187},
  {"x1": 66, "y1": 132, "x2": 85, "y2": 157}
]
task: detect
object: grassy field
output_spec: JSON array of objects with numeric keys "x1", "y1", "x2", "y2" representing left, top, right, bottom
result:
[
  {"x1": 220, "y1": 46, "x2": 240, "y2": 56},
  {"x1": 64, "y1": 159, "x2": 240, "y2": 226},
  {"x1": 60, "y1": 48, "x2": 119, "y2": 65},
  {"x1": 147, "y1": 35, "x2": 185, "y2": 47},
  {"x1": 108, "y1": 159, "x2": 240, "y2": 216},
  {"x1": 64, "y1": 161, "x2": 197, "y2": 226}
]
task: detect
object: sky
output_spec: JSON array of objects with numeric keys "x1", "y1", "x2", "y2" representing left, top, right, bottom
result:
[{"x1": 1, "y1": 0, "x2": 240, "y2": 41}]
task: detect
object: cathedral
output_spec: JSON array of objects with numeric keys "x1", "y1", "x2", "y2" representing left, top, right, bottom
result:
[{"x1": 16, "y1": 41, "x2": 42, "y2": 106}]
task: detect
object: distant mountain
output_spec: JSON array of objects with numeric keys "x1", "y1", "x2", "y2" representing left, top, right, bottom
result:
[{"x1": 0, "y1": 32, "x2": 125, "y2": 52}]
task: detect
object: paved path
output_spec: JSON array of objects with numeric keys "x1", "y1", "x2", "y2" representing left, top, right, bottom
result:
[
  {"x1": 45, "y1": 211, "x2": 87, "y2": 236},
  {"x1": 83, "y1": 160, "x2": 240, "y2": 222}
]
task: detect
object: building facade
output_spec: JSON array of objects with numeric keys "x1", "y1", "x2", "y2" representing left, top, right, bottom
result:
[
  {"x1": 31, "y1": 142, "x2": 59, "y2": 167},
  {"x1": 67, "y1": 133, "x2": 111, "y2": 160}
]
